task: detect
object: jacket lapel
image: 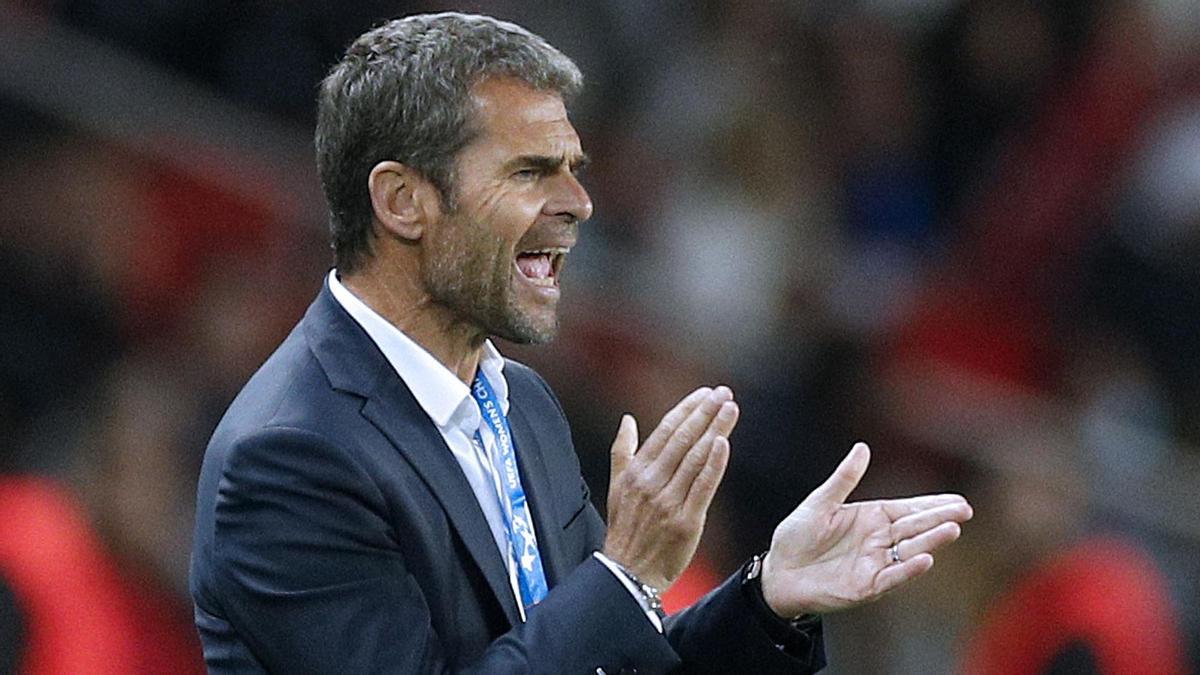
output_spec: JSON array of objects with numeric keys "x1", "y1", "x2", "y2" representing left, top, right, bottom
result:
[
  {"x1": 304, "y1": 282, "x2": 521, "y2": 627},
  {"x1": 360, "y1": 387, "x2": 522, "y2": 627}
]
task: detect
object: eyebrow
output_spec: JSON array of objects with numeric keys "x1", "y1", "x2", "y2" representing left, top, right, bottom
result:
[{"x1": 503, "y1": 153, "x2": 591, "y2": 174}]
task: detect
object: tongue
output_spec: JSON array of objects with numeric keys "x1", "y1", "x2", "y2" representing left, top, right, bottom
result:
[{"x1": 517, "y1": 254, "x2": 552, "y2": 279}]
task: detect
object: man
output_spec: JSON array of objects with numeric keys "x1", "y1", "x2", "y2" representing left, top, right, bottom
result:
[{"x1": 190, "y1": 13, "x2": 972, "y2": 674}]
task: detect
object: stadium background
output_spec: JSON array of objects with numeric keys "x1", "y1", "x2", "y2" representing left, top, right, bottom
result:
[{"x1": 1, "y1": 0, "x2": 1198, "y2": 672}]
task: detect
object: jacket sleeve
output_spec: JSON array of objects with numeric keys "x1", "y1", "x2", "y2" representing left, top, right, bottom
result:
[
  {"x1": 205, "y1": 425, "x2": 681, "y2": 675},
  {"x1": 663, "y1": 569, "x2": 825, "y2": 674}
]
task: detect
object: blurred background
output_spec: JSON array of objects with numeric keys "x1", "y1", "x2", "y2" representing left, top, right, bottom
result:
[{"x1": 1, "y1": 0, "x2": 1198, "y2": 673}]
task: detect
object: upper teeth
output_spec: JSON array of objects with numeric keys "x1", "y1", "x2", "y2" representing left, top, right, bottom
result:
[{"x1": 523, "y1": 247, "x2": 568, "y2": 255}]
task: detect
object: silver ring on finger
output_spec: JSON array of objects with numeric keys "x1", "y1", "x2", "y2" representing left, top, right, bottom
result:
[{"x1": 889, "y1": 543, "x2": 902, "y2": 564}]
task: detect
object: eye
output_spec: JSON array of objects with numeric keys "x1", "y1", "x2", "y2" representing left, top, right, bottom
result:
[{"x1": 512, "y1": 168, "x2": 540, "y2": 181}]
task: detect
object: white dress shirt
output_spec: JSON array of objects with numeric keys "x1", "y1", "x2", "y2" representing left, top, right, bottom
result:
[{"x1": 327, "y1": 271, "x2": 661, "y2": 630}]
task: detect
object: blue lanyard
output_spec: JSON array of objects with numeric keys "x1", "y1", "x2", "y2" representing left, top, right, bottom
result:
[{"x1": 470, "y1": 371, "x2": 549, "y2": 611}]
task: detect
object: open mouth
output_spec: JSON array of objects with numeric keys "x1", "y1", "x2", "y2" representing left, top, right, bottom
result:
[{"x1": 515, "y1": 247, "x2": 568, "y2": 288}]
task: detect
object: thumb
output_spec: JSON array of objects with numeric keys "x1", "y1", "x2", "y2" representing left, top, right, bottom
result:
[
  {"x1": 609, "y1": 414, "x2": 638, "y2": 478},
  {"x1": 805, "y1": 442, "x2": 870, "y2": 508}
]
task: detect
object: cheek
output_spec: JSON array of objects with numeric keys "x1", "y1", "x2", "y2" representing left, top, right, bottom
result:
[{"x1": 467, "y1": 185, "x2": 543, "y2": 239}]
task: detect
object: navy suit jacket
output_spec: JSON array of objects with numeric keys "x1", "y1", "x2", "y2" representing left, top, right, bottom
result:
[{"x1": 190, "y1": 281, "x2": 824, "y2": 674}]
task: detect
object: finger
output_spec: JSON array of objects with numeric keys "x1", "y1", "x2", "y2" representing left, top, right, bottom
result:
[
  {"x1": 650, "y1": 386, "x2": 732, "y2": 478},
  {"x1": 638, "y1": 387, "x2": 712, "y2": 463},
  {"x1": 874, "y1": 494, "x2": 972, "y2": 521},
  {"x1": 888, "y1": 502, "x2": 973, "y2": 543},
  {"x1": 664, "y1": 400, "x2": 739, "y2": 497},
  {"x1": 895, "y1": 521, "x2": 962, "y2": 562},
  {"x1": 804, "y1": 442, "x2": 870, "y2": 508},
  {"x1": 874, "y1": 552, "x2": 935, "y2": 595},
  {"x1": 609, "y1": 414, "x2": 638, "y2": 478},
  {"x1": 706, "y1": 395, "x2": 740, "y2": 439},
  {"x1": 681, "y1": 435, "x2": 731, "y2": 519}
]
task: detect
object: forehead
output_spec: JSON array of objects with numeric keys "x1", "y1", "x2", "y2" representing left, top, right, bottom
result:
[{"x1": 466, "y1": 77, "x2": 582, "y2": 158}]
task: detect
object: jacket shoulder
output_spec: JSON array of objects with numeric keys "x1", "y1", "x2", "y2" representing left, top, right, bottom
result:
[{"x1": 503, "y1": 358, "x2": 568, "y2": 421}]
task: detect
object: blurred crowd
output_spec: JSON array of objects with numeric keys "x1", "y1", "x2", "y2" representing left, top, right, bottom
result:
[{"x1": 2, "y1": 0, "x2": 1198, "y2": 672}]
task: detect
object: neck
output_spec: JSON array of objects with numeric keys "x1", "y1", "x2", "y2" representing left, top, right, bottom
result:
[{"x1": 341, "y1": 265, "x2": 486, "y2": 385}]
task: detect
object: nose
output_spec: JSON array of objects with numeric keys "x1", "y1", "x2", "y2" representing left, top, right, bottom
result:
[{"x1": 544, "y1": 170, "x2": 593, "y2": 223}]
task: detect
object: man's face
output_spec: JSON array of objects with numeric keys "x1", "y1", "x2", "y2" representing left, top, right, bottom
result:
[{"x1": 422, "y1": 77, "x2": 592, "y2": 344}]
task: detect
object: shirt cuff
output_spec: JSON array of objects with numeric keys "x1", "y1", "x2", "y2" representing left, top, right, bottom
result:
[{"x1": 592, "y1": 551, "x2": 664, "y2": 633}]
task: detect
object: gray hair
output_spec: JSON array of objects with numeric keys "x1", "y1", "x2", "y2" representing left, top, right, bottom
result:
[{"x1": 315, "y1": 12, "x2": 584, "y2": 273}]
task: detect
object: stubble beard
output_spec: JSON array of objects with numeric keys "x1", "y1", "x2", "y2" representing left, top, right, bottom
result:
[{"x1": 423, "y1": 213, "x2": 559, "y2": 346}]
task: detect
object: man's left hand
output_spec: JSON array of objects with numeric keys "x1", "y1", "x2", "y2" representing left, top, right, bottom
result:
[{"x1": 760, "y1": 442, "x2": 973, "y2": 618}]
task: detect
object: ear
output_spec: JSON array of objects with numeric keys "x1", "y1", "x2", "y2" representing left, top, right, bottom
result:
[{"x1": 367, "y1": 161, "x2": 439, "y2": 242}]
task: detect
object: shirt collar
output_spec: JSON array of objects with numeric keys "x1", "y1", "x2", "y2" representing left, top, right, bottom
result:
[{"x1": 327, "y1": 270, "x2": 509, "y2": 430}]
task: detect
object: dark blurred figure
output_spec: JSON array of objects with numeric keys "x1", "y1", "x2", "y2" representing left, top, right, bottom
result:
[
  {"x1": 0, "y1": 120, "x2": 128, "y2": 473},
  {"x1": 1083, "y1": 96, "x2": 1200, "y2": 448},
  {"x1": 957, "y1": 436, "x2": 1188, "y2": 675},
  {"x1": 923, "y1": 0, "x2": 1092, "y2": 221},
  {"x1": 0, "y1": 356, "x2": 205, "y2": 674},
  {"x1": 0, "y1": 103, "x2": 314, "y2": 674}
]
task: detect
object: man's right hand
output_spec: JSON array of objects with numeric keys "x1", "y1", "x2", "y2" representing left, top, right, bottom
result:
[{"x1": 601, "y1": 386, "x2": 739, "y2": 591}]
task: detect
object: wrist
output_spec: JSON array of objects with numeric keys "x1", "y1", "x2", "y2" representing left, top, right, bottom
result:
[
  {"x1": 605, "y1": 556, "x2": 666, "y2": 621},
  {"x1": 742, "y1": 552, "x2": 821, "y2": 649},
  {"x1": 759, "y1": 550, "x2": 787, "y2": 619},
  {"x1": 750, "y1": 551, "x2": 791, "y2": 621},
  {"x1": 758, "y1": 550, "x2": 813, "y2": 620},
  {"x1": 599, "y1": 544, "x2": 670, "y2": 591}
]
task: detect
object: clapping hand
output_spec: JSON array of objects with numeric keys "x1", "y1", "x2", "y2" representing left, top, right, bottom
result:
[
  {"x1": 760, "y1": 443, "x2": 973, "y2": 617},
  {"x1": 603, "y1": 386, "x2": 739, "y2": 590}
]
